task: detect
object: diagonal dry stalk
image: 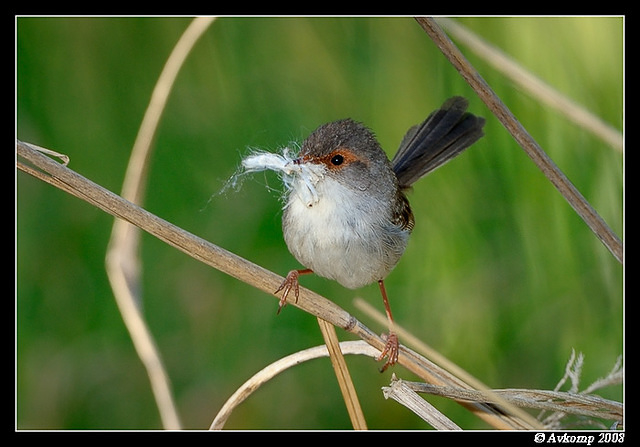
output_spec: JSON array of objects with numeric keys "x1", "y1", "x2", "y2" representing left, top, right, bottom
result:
[
  {"x1": 17, "y1": 139, "x2": 543, "y2": 429},
  {"x1": 355, "y1": 298, "x2": 543, "y2": 428},
  {"x1": 401, "y1": 349, "x2": 623, "y2": 428},
  {"x1": 383, "y1": 374, "x2": 462, "y2": 430},
  {"x1": 415, "y1": 17, "x2": 623, "y2": 265},
  {"x1": 397, "y1": 378, "x2": 622, "y2": 426},
  {"x1": 435, "y1": 18, "x2": 622, "y2": 152}
]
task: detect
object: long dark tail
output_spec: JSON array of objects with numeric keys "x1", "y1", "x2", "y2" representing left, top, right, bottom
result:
[{"x1": 391, "y1": 96, "x2": 485, "y2": 189}]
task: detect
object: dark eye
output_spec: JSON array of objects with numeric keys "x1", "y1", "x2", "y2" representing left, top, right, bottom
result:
[{"x1": 330, "y1": 154, "x2": 344, "y2": 166}]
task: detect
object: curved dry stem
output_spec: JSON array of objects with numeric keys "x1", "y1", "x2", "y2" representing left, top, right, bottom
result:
[
  {"x1": 210, "y1": 341, "x2": 379, "y2": 430},
  {"x1": 104, "y1": 17, "x2": 217, "y2": 430},
  {"x1": 119, "y1": 16, "x2": 217, "y2": 206}
]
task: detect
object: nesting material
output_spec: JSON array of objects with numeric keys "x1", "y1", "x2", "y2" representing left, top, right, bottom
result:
[{"x1": 239, "y1": 149, "x2": 326, "y2": 207}]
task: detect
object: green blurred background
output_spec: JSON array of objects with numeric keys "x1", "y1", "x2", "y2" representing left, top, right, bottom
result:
[{"x1": 16, "y1": 17, "x2": 623, "y2": 430}]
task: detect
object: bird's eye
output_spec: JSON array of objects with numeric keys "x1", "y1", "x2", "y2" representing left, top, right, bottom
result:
[{"x1": 330, "y1": 154, "x2": 344, "y2": 166}]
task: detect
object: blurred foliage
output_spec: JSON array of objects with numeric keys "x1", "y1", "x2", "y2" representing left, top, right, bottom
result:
[{"x1": 16, "y1": 16, "x2": 623, "y2": 430}]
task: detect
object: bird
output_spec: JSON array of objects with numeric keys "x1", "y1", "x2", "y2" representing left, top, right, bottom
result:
[{"x1": 274, "y1": 96, "x2": 485, "y2": 371}]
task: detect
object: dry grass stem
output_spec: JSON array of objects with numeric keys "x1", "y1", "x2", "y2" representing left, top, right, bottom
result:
[
  {"x1": 408, "y1": 382, "x2": 622, "y2": 425},
  {"x1": 403, "y1": 350, "x2": 623, "y2": 429},
  {"x1": 356, "y1": 297, "x2": 487, "y2": 390},
  {"x1": 210, "y1": 341, "x2": 379, "y2": 429},
  {"x1": 538, "y1": 350, "x2": 623, "y2": 429},
  {"x1": 355, "y1": 297, "x2": 544, "y2": 429},
  {"x1": 316, "y1": 318, "x2": 367, "y2": 430},
  {"x1": 435, "y1": 18, "x2": 623, "y2": 152},
  {"x1": 583, "y1": 356, "x2": 623, "y2": 395},
  {"x1": 17, "y1": 142, "x2": 70, "y2": 166},
  {"x1": 383, "y1": 375, "x2": 462, "y2": 430},
  {"x1": 118, "y1": 16, "x2": 217, "y2": 206},
  {"x1": 415, "y1": 17, "x2": 623, "y2": 264}
]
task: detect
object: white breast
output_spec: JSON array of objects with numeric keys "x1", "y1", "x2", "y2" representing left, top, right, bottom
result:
[{"x1": 282, "y1": 176, "x2": 409, "y2": 289}]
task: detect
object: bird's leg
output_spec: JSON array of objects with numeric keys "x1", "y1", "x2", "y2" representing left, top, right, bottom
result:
[
  {"x1": 274, "y1": 268, "x2": 313, "y2": 314},
  {"x1": 377, "y1": 279, "x2": 399, "y2": 372}
]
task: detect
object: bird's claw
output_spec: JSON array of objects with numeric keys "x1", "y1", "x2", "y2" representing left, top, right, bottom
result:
[
  {"x1": 377, "y1": 331, "x2": 399, "y2": 372},
  {"x1": 274, "y1": 270, "x2": 301, "y2": 314}
]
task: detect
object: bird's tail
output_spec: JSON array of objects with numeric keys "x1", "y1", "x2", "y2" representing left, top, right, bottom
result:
[{"x1": 391, "y1": 96, "x2": 486, "y2": 189}]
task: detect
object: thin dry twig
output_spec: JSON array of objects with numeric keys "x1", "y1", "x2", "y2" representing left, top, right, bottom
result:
[
  {"x1": 380, "y1": 353, "x2": 621, "y2": 430},
  {"x1": 538, "y1": 351, "x2": 623, "y2": 429},
  {"x1": 407, "y1": 382, "x2": 622, "y2": 424},
  {"x1": 210, "y1": 341, "x2": 378, "y2": 430},
  {"x1": 583, "y1": 356, "x2": 623, "y2": 395},
  {"x1": 435, "y1": 17, "x2": 623, "y2": 152},
  {"x1": 316, "y1": 318, "x2": 367, "y2": 430},
  {"x1": 415, "y1": 17, "x2": 623, "y2": 265},
  {"x1": 383, "y1": 375, "x2": 462, "y2": 430},
  {"x1": 355, "y1": 297, "x2": 544, "y2": 429}
]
